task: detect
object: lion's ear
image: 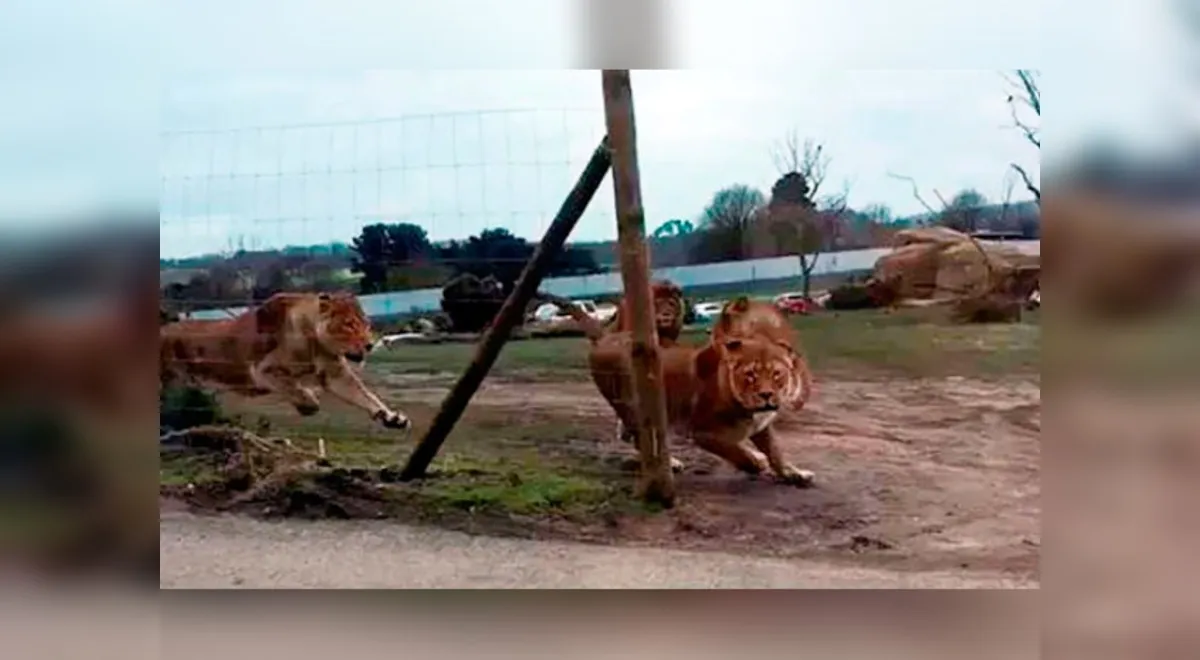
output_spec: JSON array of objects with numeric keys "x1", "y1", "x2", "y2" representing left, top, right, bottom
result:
[
  {"x1": 728, "y1": 296, "x2": 750, "y2": 312},
  {"x1": 695, "y1": 344, "x2": 721, "y2": 379}
]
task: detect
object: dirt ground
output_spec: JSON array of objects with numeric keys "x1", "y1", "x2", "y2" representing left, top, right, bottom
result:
[
  {"x1": 408, "y1": 375, "x2": 1040, "y2": 578},
  {"x1": 164, "y1": 367, "x2": 1040, "y2": 582}
]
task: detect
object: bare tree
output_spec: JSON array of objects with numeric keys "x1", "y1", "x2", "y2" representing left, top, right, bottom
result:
[
  {"x1": 768, "y1": 131, "x2": 849, "y2": 298},
  {"x1": 997, "y1": 168, "x2": 1017, "y2": 231},
  {"x1": 1004, "y1": 69, "x2": 1041, "y2": 203},
  {"x1": 690, "y1": 184, "x2": 768, "y2": 263},
  {"x1": 936, "y1": 189, "x2": 985, "y2": 232}
]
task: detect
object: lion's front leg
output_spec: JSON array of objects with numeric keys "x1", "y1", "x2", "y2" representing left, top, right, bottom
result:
[
  {"x1": 692, "y1": 427, "x2": 771, "y2": 475},
  {"x1": 748, "y1": 424, "x2": 814, "y2": 487},
  {"x1": 615, "y1": 420, "x2": 686, "y2": 473},
  {"x1": 318, "y1": 358, "x2": 411, "y2": 430},
  {"x1": 250, "y1": 353, "x2": 322, "y2": 416}
]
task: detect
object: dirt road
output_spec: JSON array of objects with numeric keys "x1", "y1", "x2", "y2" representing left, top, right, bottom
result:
[{"x1": 160, "y1": 510, "x2": 1036, "y2": 589}]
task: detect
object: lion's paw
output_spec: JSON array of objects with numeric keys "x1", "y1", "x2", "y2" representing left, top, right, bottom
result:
[
  {"x1": 777, "y1": 465, "x2": 816, "y2": 488},
  {"x1": 293, "y1": 402, "x2": 321, "y2": 416},
  {"x1": 377, "y1": 410, "x2": 412, "y2": 430}
]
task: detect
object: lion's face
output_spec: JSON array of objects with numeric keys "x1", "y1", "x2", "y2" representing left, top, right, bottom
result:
[
  {"x1": 651, "y1": 281, "x2": 685, "y2": 339},
  {"x1": 720, "y1": 338, "x2": 794, "y2": 413},
  {"x1": 317, "y1": 293, "x2": 375, "y2": 363}
]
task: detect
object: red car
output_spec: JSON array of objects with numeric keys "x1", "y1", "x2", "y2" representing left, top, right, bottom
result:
[{"x1": 773, "y1": 293, "x2": 816, "y2": 315}]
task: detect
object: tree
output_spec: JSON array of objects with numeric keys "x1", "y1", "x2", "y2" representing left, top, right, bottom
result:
[
  {"x1": 765, "y1": 132, "x2": 849, "y2": 298},
  {"x1": 690, "y1": 184, "x2": 767, "y2": 263},
  {"x1": 652, "y1": 219, "x2": 694, "y2": 238},
  {"x1": 350, "y1": 222, "x2": 434, "y2": 294},
  {"x1": 939, "y1": 188, "x2": 989, "y2": 233},
  {"x1": 550, "y1": 245, "x2": 603, "y2": 277},
  {"x1": 1004, "y1": 69, "x2": 1040, "y2": 203},
  {"x1": 440, "y1": 227, "x2": 535, "y2": 291},
  {"x1": 861, "y1": 203, "x2": 894, "y2": 225}
]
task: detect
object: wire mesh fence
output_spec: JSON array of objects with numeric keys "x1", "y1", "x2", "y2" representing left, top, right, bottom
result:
[
  {"x1": 159, "y1": 108, "x2": 628, "y2": 464},
  {"x1": 158, "y1": 106, "x2": 1041, "y2": 470}
]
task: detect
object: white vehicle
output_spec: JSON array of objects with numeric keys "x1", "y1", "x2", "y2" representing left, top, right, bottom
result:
[
  {"x1": 531, "y1": 302, "x2": 563, "y2": 323},
  {"x1": 531, "y1": 299, "x2": 617, "y2": 324},
  {"x1": 378, "y1": 332, "x2": 426, "y2": 349},
  {"x1": 692, "y1": 301, "x2": 724, "y2": 322}
]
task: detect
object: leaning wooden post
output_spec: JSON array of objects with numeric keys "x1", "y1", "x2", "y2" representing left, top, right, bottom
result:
[
  {"x1": 600, "y1": 70, "x2": 677, "y2": 506},
  {"x1": 398, "y1": 138, "x2": 613, "y2": 481}
]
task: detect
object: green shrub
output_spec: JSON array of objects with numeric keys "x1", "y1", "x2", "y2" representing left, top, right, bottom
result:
[
  {"x1": 825, "y1": 283, "x2": 880, "y2": 310},
  {"x1": 159, "y1": 386, "x2": 227, "y2": 432}
]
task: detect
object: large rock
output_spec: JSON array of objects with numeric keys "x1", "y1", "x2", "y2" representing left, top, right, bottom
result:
[
  {"x1": 891, "y1": 226, "x2": 971, "y2": 249},
  {"x1": 871, "y1": 231, "x2": 1041, "y2": 303}
]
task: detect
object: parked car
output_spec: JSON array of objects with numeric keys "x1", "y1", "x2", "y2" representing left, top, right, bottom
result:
[
  {"x1": 529, "y1": 299, "x2": 616, "y2": 324},
  {"x1": 773, "y1": 292, "x2": 817, "y2": 315},
  {"x1": 692, "y1": 301, "x2": 724, "y2": 323}
]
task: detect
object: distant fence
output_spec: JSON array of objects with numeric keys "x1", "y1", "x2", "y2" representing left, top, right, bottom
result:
[{"x1": 185, "y1": 240, "x2": 1039, "y2": 320}]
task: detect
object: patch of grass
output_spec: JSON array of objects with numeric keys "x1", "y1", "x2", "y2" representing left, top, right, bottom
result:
[
  {"x1": 370, "y1": 306, "x2": 1040, "y2": 382},
  {"x1": 792, "y1": 307, "x2": 1040, "y2": 378},
  {"x1": 159, "y1": 454, "x2": 222, "y2": 486},
  {"x1": 420, "y1": 453, "x2": 621, "y2": 515},
  {"x1": 160, "y1": 403, "x2": 635, "y2": 520},
  {"x1": 369, "y1": 336, "x2": 591, "y2": 381}
]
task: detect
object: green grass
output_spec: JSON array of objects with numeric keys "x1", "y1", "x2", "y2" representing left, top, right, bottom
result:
[
  {"x1": 369, "y1": 335, "x2": 594, "y2": 381},
  {"x1": 417, "y1": 453, "x2": 622, "y2": 515},
  {"x1": 792, "y1": 307, "x2": 1041, "y2": 378},
  {"x1": 372, "y1": 306, "x2": 1041, "y2": 381},
  {"x1": 160, "y1": 398, "x2": 636, "y2": 518}
]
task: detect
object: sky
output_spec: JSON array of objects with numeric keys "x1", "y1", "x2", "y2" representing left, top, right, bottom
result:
[
  {"x1": 4, "y1": 0, "x2": 1196, "y2": 260},
  {"x1": 160, "y1": 69, "x2": 1043, "y2": 258}
]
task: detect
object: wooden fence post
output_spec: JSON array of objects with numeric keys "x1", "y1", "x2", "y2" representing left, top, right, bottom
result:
[
  {"x1": 398, "y1": 138, "x2": 613, "y2": 481},
  {"x1": 600, "y1": 70, "x2": 676, "y2": 506}
]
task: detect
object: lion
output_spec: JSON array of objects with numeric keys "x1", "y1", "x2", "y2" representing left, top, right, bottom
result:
[
  {"x1": 710, "y1": 296, "x2": 813, "y2": 411},
  {"x1": 159, "y1": 291, "x2": 411, "y2": 430},
  {"x1": 602, "y1": 279, "x2": 686, "y2": 346},
  {"x1": 543, "y1": 292, "x2": 814, "y2": 486}
]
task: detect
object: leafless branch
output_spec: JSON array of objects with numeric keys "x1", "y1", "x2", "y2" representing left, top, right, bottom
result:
[
  {"x1": 1004, "y1": 70, "x2": 1041, "y2": 149},
  {"x1": 772, "y1": 130, "x2": 830, "y2": 198},
  {"x1": 999, "y1": 169, "x2": 1016, "y2": 226},
  {"x1": 886, "y1": 171, "x2": 942, "y2": 216},
  {"x1": 1011, "y1": 164, "x2": 1041, "y2": 202},
  {"x1": 1003, "y1": 69, "x2": 1041, "y2": 202}
]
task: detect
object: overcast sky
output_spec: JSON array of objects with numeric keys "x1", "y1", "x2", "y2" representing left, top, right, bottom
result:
[
  {"x1": 5, "y1": 0, "x2": 1195, "y2": 259},
  {"x1": 160, "y1": 69, "x2": 1045, "y2": 258}
]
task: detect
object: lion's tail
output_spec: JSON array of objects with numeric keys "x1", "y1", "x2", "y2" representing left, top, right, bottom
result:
[{"x1": 535, "y1": 291, "x2": 607, "y2": 343}]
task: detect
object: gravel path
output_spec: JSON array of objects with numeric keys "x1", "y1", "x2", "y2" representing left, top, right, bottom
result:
[{"x1": 160, "y1": 511, "x2": 1036, "y2": 589}]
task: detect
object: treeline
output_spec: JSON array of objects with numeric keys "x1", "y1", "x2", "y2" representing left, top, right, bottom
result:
[
  {"x1": 160, "y1": 189, "x2": 1038, "y2": 311},
  {"x1": 160, "y1": 224, "x2": 603, "y2": 310}
]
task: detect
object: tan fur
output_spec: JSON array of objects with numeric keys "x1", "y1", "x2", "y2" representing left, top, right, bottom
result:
[
  {"x1": 160, "y1": 291, "x2": 410, "y2": 430},
  {"x1": 603, "y1": 279, "x2": 686, "y2": 346},
  {"x1": 711, "y1": 296, "x2": 813, "y2": 411},
  {"x1": 545, "y1": 293, "x2": 812, "y2": 485}
]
